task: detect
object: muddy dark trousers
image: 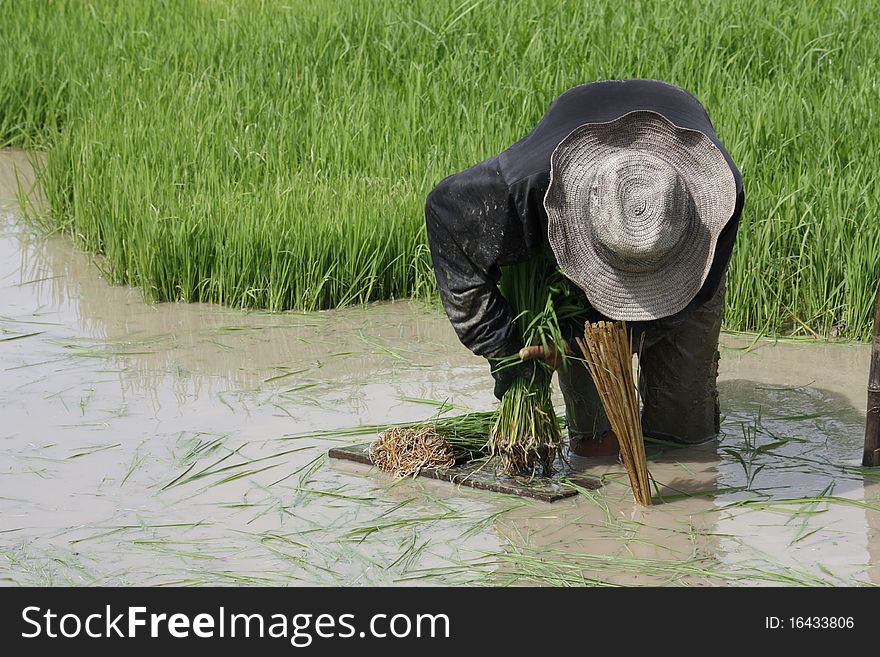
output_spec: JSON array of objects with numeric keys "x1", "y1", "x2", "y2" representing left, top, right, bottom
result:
[{"x1": 558, "y1": 278, "x2": 726, "y2": 447}]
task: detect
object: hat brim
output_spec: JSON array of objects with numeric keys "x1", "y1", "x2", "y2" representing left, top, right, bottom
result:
[{"x1": 543, "y1": 110, "x2": 737, "y2": 321}]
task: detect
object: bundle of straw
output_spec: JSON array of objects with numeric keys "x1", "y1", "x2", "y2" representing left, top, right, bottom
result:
[
  {"x1": 371, "y1": 411, "x2": 495, "y2": 477},
  {"x1": 576, "y1": 321, "x2": 652, "y2": 505}
]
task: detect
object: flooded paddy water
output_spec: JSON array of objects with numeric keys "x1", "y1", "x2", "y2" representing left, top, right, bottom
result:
[{"x1": 2, "y1": 150, "x2": 878, "y2": 586}]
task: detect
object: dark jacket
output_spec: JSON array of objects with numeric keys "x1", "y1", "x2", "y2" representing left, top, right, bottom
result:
[{"x1": 425, "y1": 78, "x2": 744, "y2": 358}]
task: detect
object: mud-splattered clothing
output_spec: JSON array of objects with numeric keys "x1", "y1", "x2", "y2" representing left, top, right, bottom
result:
[{"x1": 425, "y1": 79, "x2": 744, "y2": 359}]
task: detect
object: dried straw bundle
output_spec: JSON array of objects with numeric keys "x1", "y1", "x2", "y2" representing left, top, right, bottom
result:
[{"x1": 576, "y1": 321, "x2": 652, "y2": 505}]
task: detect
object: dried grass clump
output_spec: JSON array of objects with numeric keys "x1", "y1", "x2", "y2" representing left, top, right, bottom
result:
[
  {"x1": 576, "y1": 320, "x2": 652, "y2": 505},
  {"x1": 371, "y1": 426, "x2": 456, "y2": 477}
]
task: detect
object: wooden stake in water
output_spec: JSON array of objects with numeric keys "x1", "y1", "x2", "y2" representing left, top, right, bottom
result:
[
  {"x1": 864, "y1": 280, "x2": 880, "y2": 467},
  {"x1": 576, "y1": 321, "x2": 652, "y2": 505}
]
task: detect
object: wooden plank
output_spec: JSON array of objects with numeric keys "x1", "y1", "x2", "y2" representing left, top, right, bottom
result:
[{"x1": 328, "y1": 443, "x2": 600, "y2": 502}]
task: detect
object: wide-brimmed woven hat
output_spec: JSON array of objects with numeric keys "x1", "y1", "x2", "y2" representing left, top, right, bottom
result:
[{"x1": 543, "y1": 110, "x2": 736, "y2": 321}]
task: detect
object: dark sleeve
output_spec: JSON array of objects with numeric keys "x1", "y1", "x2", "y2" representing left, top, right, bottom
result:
[
  {"x1": 691, "y1": 187, "x2": 745, "y2": 306},
  {"x1": 425, "y1": 157, "x2": 534, "y2": 358}
]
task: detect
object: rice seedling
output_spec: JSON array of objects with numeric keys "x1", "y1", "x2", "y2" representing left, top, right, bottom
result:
[
  {"x1": 1, "y1": 545, "x2": 108, "y2": 586},
  {"x1": 723, "y1": 494, "x2": 880, "y2": 514},
  {"x1": 65, "y1": 442, "x2": 121, "y2": 459},
  {"x1": 0, "y1": 330, "x2": 44, "y2": 341},
  {"x1": 160, "y1": 443, "x2": 311, "y2": 491},
  {"x1": 491, "y1": 382, "x2": 559, "y2": 476},
  {"x1": 486, "y1": 541, "x2": 868, "y2": 586},
  {"x1": 66, "y1": 521, "x2": 214, "y2": 546},
  {"x1": 372, "y1": 427, "x2": 456, "y2": 475},
  {"x1": 719, "y1": 418, "x2": 767, "y2": 489},
  {"x1": 491, "y1": 258, "x2": 585, "y2": 475},
  {"x1": 343, "y1": 511, "x2": 472, "y2": 540},
  {"x1": 371, "y1": 411, "x2": 495, "y2": 477}
]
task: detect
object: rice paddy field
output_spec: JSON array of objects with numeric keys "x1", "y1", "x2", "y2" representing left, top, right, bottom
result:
[
  {"x1": 1, "y1": 0, "x2": 879, "y2": 338},
  {"x1": 2, "y1": 0, "x2": 880, "y2": 587}
]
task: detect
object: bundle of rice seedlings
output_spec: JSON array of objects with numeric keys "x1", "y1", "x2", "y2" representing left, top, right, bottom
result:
[
  {"x1": 371, "y1": 411, "x2": 495, "y2": 478},
  {"x1": 371, "y1": 426, "x2": 456, "y2": 476},
  {"x1": 491, "y1": 373, "x2": 559, "y2": 475},
  {"x1": 490, "y1": 258, "x2": 585, "y2": 476},
  {"x1": 576, "y1": 320, "x2": 652, "y2": 505}
]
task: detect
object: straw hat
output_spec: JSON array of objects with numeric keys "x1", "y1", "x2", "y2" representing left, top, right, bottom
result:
[{"x1": 543, "y1": 110, "x2": 737, "y2": 321}]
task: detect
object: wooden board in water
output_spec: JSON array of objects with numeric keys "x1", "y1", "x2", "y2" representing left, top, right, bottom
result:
[{"x1": 328, "y1": 443, "x2": 600, "y2": 502}]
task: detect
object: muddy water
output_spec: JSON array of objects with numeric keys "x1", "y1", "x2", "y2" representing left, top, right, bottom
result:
[{"x1": 2, "y1": 150, "x2": 878, "y2": 586}]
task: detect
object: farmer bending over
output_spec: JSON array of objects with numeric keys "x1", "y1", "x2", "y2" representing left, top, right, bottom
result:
[{"x1": 425, "y1": 79, "x2": 744, "y2": 457}]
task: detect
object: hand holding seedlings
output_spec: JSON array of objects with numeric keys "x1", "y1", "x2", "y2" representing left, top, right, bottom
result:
[{"x1": 518, "y1": 343, "x2": 566, "y2": 371}]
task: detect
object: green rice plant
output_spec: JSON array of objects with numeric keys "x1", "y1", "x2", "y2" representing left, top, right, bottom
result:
[
  {"x1": 491, "y1": 257, "x2": 586, "y2": 475},
  {"x1": 492, "y1": 379, "x2": 558, "y2": 475},
  {"x1": 1, "y1": 0, "x2": 878, "y2": 339},
  {"x1": 489, "y1": 542, "x2": 866, "y2": 587},
  {"x1": 417, "y1": 411, "x2": 497, "y2": 460}
]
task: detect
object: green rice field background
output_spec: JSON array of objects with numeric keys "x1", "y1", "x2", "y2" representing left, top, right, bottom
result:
[{"x1": 1, "y1": 0, "x2": 877, "y2": 339}]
